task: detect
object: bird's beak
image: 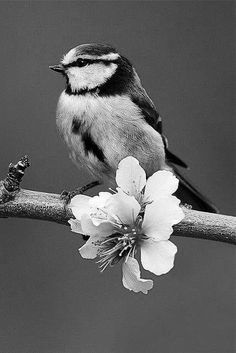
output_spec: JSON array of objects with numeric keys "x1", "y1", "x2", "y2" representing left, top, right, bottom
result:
[{"x1": 49, "y1": 64, "x2": 65, "y2": 73}]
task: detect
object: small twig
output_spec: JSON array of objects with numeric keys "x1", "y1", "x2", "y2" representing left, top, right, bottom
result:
[
  {"x1": 61, "y1": 180, "x2": 101, "y2": 203},
  {"x1": 77, "y1": 180, "x2": 101, "y2": 194},
  {"x1": 0, "y1": 156, "x2": 30, "y2": 204},
  {"x1": 4, "y1": 155, "x2": 30, "y2": 191}
]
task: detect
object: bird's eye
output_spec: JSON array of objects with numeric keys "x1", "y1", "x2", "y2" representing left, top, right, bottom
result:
[{"x1": 75, "y1": 59, "x2": 88, "y2": 67}]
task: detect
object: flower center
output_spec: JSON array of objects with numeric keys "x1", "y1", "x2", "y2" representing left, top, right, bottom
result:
[
  {"x1": 96, "y1": 222, "x2": 146, "y2": 272},
  {"x1": 117, "y1": 227, "x2": 137, "y2": 257}
]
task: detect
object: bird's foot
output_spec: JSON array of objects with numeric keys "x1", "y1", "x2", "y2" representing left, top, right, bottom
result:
[
  {"x1": 182, "y1": 203, "x2": 192, "y2": 210},
  {"x1": 60, "y1": 180, "x2": 101, "y2": 204}
]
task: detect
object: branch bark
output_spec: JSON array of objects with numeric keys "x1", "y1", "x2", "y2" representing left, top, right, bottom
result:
[
  {"x1": 0, "y1": 157, "x2": 235, "y2": 244},
  {"x1": 0, "y1": 187, "x2": 235, "y2": 244}
]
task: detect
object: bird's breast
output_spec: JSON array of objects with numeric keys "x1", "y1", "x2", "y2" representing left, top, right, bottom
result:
[
  {"x1": 56, "y1": 90, "x2": 143, "y2": 145},
  {"x1": 56, "y1": 91, "x2": 167, "y2": 178},
  {"x1": 56, "y1": 91, "x2": 102, "y2": 173}
]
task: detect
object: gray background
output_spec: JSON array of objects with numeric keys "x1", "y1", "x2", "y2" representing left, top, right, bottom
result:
[{"x1": 0, "y1": 1, "x2": 235, "y2": 353}]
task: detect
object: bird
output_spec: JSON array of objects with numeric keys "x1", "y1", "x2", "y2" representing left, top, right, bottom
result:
[{"x1": 50, "y1": 43, "x2": 218, "y2": 213}]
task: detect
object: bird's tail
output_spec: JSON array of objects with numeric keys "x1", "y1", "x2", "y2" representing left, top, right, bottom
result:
[{"x1": 174, "y1": 168, "x2": 219, "y2": 213}]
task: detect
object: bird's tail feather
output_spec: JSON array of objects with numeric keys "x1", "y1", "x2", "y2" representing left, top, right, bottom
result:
[{"x1": 174, "y1": 168, "x2": 219, "y2": 213}]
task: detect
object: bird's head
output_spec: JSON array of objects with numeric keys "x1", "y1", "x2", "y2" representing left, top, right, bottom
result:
[{"x1": 50, "y1": 43, "x2": 135, "y2": 95}]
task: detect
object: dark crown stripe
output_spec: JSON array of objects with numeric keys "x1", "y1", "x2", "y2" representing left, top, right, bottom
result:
[{"x1": 75, "y1": 43, "x2": 117, "y2": 56}]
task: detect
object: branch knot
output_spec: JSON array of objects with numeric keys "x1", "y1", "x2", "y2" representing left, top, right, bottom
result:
[{"x1": 0, "y1": 156, "x2": 30, "y2": 204}]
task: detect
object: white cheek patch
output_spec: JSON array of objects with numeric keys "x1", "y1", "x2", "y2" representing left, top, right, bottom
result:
[{"x1": 67, "y1": 63, "x2": 118, "y2": 91}]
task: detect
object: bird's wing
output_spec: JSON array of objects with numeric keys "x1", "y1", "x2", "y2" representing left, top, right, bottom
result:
[
  {"x1": 130, "y1": 87, "x2": 218, "y2": 213},
  {"x1": 174, "y1": 168, "x2": 219, "y2": 213},
  {"x1": 131, "y1": 87, "x2": 163, "y2": 133},
  {"x1": 130, "y1": 87, "x2": 188, "y2": 168}
]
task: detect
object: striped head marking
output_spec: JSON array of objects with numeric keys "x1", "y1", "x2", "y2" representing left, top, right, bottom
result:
[
  {"x1": 61, "y1": 44, "x2": 121, "y2": 93},
  {"x1": 51, "y1": 43, "x2": 135, "y2": 96}
]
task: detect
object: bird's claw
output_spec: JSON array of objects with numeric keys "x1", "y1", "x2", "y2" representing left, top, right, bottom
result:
[
  {"x1": 60, "y1": 180, "x2": 101, "y2": 204},
  {"x1": 60, "y1": 190, "x2": 75, "y2": 204}
]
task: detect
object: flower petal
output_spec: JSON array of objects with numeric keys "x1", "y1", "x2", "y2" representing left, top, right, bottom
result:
[
  {"x1": 116, "y1": 156, "x2": 146, "y2": 197},
  {"x1": 70, "y1": 195, "x2": 91, "y2": 220},
  {"x1": 68, "y1": 218, "x2": 83, "y2": 234},
  {"x1": 81, "y1": 214, "x2": 114, "y2": 237},
  {"x1": 144, "y1": 170, "x2": 179, "y2": 202},
  {"x1": 88, "y1": 193, "x2": 114, "y2": 226},
  {"x1": 89, "y1": 192, "x2": 112, "y2": 208},
  {"x1": 79, "y1": 236, "x2": 100, "y2": 259},
  {"x1": 122, "y1": 257, "x2": 153, "y2": 294},
  {"x1": 142, "y1": 196, "x2": 184, "y2": 240},
  {"x1": 141, "y1": 239, "x2": 177, "y2": 275},
  {"x1": 106, "y1": 191, "x2": 141, "y2": 225}
]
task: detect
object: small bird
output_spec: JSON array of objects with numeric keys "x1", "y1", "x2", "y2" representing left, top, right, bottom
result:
[{"x1": 50, "y1": 43, "x2": 217, "y2": 212}]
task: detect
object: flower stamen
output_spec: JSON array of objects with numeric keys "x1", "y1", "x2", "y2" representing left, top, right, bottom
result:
[{"x1": 97, "y1": 225, "x2": 142, "y2": 271}]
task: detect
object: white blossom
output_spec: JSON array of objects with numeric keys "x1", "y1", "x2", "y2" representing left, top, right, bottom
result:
[{"x1": 69, "y1": 157, "x2": 184, "y2": 294}]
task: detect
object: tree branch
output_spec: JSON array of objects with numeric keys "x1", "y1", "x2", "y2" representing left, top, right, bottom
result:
[{"x1": 0, "y1": 157, "x2": 235, "y2": 244}]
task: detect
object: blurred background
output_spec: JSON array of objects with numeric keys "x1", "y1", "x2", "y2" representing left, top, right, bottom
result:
[{"x1": 0, "y1": 1, "x2": 235, "y2": 352}]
